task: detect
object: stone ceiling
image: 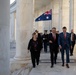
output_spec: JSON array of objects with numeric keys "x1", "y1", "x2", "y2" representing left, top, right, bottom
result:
[
  {"x1": 34, "y1": 0, "x2": 51, "y2": 11},
  {"x1": 10, "y1": 0, "x2": 51, "y2": 12}
]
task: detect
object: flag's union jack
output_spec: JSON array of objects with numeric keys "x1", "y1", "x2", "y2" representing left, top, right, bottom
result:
[{"x1": 44, "y1": 9, "x2": 52, "y2": 15}]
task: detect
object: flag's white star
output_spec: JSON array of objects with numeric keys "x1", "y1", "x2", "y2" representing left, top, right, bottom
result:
[
  {"x1": 38, "y1": 18, "x2": 40, "y2": 20},
  {"x1": 46, "y1": 16, "x2": 49, "y2": 19}
]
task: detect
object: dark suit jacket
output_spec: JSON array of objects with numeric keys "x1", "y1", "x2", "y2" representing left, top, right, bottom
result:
[
  {"x1": 28, "y1": 39, "x2": 39, "y2": 52},
  {"x1": 48, "y1": 33, "x2": 59, "y2": 52},
  {"x1": 70, "y1": 33, "x2": 76, "y2": 44},
  {"x1": 42, "y1": 34, "x2": 48, "y2": 43},
  {"x1": 37, "y1": 33, "x2": 43, "y2": 50},
  {"x1": 58, "y1": 32, "x2": 71, "y2": 49}
]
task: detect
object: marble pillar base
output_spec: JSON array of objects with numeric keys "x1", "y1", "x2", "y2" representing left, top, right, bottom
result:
[
  {"x1": 10, "y1": 55, "x2": 31, "y2": 72},
  {"x1": 10, "y1": 57, "x2": 31, "y2": 72},
  {"x1": 14, "y1": 55, "x2": 31, "y2": 61}
]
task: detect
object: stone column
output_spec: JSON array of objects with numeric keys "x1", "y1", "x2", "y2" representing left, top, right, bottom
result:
[
  {"x1": 69, "y1": 0, "x2": 74, "y2": 32},
  {"x1": 62, "y1": 0, "x2": 70, "y2": 32},
  {"x1": 52, "y1": 0, "x2": 59, "y2": 31},
  {"x1": 14, "y1": 0, "x2": 34, "y2": 60},
  {"x1": 59, "y1": 0, "x2": 62, "y2": 32},
  {"x1": 74, "y1": 0, "x2": 76, "y2": 33},
  {"x1": 10, "y1": 12, "x2": 15, "y2": 42},
  {"x1": 0, "y1": 0, "x2": 10, "y2": 75}
]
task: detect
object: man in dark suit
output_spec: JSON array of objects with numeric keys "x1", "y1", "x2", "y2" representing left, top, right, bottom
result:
[
  {"x1": 58, "y1": 27, "x2": 72, "y2": 68},
  {"x1": 43, "y1": 30, "x2": 48, "y2": 53},
  {"x1": 70, "y1": 29, "x2": 76, "y2": 56},
  {"x1": 35, "y1": 30, "x2": 43, "y2": 51},
  {"x1": 49, "y1": 27, "x2": 59, "y2": 68},
  {"x1": 35, "y1": 30, "x2": 43, "y2": 64}
]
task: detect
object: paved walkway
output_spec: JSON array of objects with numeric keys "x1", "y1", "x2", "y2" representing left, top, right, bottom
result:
[
  {"x1": 29, "y1": 53, "x2": 76, "y2": 75},
  {"x1": 29, "y1": 63, "x2": 76, "y2": 75},
  {"x1": 11, "y1": 52, "x2": 76, "y2": 75},
  {"x1": 11, "y1": 45, "x2": 76, "y2": 75}
]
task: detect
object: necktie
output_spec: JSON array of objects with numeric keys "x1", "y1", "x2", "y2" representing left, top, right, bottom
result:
[
  {"x1": 53, "y1": 33, "x2": 56, "y2": 41},
  {"x1": 72, "y1": 33, "x2": 74, "y2": 41},
  {"x1": 64, "y1": 33, "x2": 66, "y2": 39},
  {"x1": 64, "y1": 33, "x2": 66, "y2": 44}
]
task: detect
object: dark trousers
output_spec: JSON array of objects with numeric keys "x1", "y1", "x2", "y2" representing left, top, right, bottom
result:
[
  {"x1": 50, "y1": 51, "x2": 58, "y2": 66},
  {"x1": 50, "y1": 46, "x2": 58, "y2": 66},
  {"x1": 31, "y1": 51, "x2": 40, "y2": 67},
  {"x1": 61, "y1": 45, "x2": 70, "y2": 64},
  {"x1": 44, "y1": 42, "x2": 47, "y2": 52},
  {"x1": 70, "y1": 41, "x2": 75, "y2": 55}
]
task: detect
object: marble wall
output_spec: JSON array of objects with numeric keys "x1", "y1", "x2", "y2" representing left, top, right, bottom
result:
[{"x1": 74, "y1": 0, "x2": 76, "y2": 33}]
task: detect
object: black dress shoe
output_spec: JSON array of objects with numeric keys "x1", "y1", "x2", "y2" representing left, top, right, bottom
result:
[
  {"x1": 51, "y1": 65, "x2": 54, "y2": 68},
  {"x1": 33, "y1": 65, "x2": 36, "y2": 68},
  {"x1": 70, "y1": 54, "x2": 73, "y2": 56},
  {"x1": 62, "y1": 64, "x2": 64, "y2": 67},
  {"x1": 66, "y1": 64, "x2": 69, "y2": 68},
  {"x1": 71, "y1": 54, "x2": 73, "y2": 56},
  {"x1": 37, "y1": 62, "x2": 39, "y2": 65}
]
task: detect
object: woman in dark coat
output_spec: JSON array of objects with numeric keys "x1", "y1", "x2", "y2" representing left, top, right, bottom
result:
[{"x1": 28, "y1": 32, "x2": 40, "y2": 68}]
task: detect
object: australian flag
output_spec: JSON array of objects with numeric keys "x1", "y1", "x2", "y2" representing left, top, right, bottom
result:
[{"x1": 35, "y1": 9, "x2": 52, "y2": 22}]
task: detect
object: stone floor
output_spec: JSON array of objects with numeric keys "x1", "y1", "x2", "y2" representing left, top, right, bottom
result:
[
  {"x1": 29, "y1": 63, "x2": 76, "y2": 75},
  {"x1": 11, "y1": 52, "x2": 76, "y2": 75},
  {"x1": 10, "y1": 44, "x2": 76, "y2": 75},
  {"x1": 29, "y1": 53, "x2": 76, "y2": 75}
]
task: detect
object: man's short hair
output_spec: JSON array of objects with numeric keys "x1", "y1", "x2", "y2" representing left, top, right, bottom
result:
[
  {"x1": 44, "y1": 30, "x2": 47, "y2": 32},
  {"x1": 52, "y1": 27, "x2": 56, "y2": 29},
  {"x1": 63, "y1": 26, "x2": 67, "y2": 29},
  {"x1": 35, "y1": 30, "x2": 38, "y2": 33}
]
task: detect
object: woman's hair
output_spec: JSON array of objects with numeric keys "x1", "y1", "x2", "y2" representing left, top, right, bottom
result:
[
  {"x1": 35, "y1": 30, "x2": 38, "y2": 33},
  {"x1": 32, "y1": 32, "x2": 36, "y2": 36}
]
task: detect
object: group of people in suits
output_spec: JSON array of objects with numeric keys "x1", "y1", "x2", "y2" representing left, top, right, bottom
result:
[{"x1": 28, "y1": 26, "x2": 76, "y2": 68}]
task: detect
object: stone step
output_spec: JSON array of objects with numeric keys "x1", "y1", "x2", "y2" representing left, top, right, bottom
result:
[{"x1": 40, "y1": 59, "x2": 76, "y2": 63}]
